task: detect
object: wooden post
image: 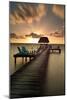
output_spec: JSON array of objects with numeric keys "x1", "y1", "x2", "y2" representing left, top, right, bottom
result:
[
  {"x1": 15, "y1": 57, "x2": 16, "y2": 69},
  {"x1": 29, "y1": 57, "x2": 31, "y2": 61},
  {"x1": 22, "y1": 57, "x2": 23, "y2": 63},
  {"x1": 25, "y1": 57, "x2": 27, "y2": 62},
  {"x1": 59, "y1": 49, "x2": 61, "y2": 53}
]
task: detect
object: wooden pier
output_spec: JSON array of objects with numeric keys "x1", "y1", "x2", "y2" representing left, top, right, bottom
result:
[
  {"x1": 13, "y1": 46, "x2": 47, "y2": 68},
  {"x1": 13, "y1": 46, "x2": 61, "y2": 69},
  {"x1": 14, "y1": 53, "x2": 36, "y2": 68},
  {"x1": 50, "y1": 48, "x2": 61, "y2": 53},
  {"x1": 10, "y1": 47, "x2": 50, "y2": 98}
]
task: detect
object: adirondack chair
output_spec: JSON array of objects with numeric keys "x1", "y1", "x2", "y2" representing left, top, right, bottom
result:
[
  {"x1": 17, "y1": 46, "x2": 29, "y2": 55},
  {"x1": 21, "y1": 46, "x2": 29, "y2": 55}
]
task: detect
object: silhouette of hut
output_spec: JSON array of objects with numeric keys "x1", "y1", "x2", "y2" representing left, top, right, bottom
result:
[{"x1": 38, "y1": 37, "x2": 49, "y2": 43}]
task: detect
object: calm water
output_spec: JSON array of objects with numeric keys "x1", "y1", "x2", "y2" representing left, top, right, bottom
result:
[
  {"x1": 42, "y1": 45, "x2": 65, "y2": 95},
  {"x1": 10, "y1": 43, "x2": 65, "y2": 95}
]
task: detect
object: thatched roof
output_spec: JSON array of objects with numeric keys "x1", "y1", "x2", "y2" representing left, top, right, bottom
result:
[{"x1": 38, "y1": 37, "x2": 49, "y2": 43}]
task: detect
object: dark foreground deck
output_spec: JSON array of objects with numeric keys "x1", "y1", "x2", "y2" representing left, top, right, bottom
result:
[{"x1": 10, "y1": 47, "x2": 50, "y2": 98}]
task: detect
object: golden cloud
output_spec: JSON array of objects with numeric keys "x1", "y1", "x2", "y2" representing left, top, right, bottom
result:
[
  {"x1": 25, "y1": 32, "x2": 43, "y2": 38},
  {"x1": 10, "y1": 33, "x2": 25, "y2": 39},
  {"x1": 10, "y1": 3, "x2": 47, "y2": 24},
  {"x1": 49, "y1": 31, "x2": 64, "y2": 37},
  {"x1": 52, "y1": 5, "x2": 64, "y2": 19}
]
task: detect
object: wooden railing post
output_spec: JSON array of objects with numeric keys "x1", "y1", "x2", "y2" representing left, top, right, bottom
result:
[{"x1": 14, "y1": 57, "x2": 16, "y2": 69}]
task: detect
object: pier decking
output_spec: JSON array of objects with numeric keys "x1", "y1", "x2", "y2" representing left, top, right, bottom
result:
[
  {"x1": 13, "y1": 46, "x2": 61, "y2": 70},
  {"x1": 10, "y1": 47, "x2": 50, "y2": 98},
  {"x1": 50, "y1": 48, "x2": 61, "y2": 53},
  {"x1": 14, "y1": 53, "x2": 36, "y2": 68}
]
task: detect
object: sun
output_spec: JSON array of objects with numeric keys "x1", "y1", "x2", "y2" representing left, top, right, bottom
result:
[{"x1": 27, "y1": 37, "x2": 39, "y2": 43}]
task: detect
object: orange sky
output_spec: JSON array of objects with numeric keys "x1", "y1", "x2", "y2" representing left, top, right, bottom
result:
[{"x1": 10, "y1": 35, "x2": 64, "y2": 44}]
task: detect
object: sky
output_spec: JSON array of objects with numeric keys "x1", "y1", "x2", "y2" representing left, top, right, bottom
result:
[{"x1": 9, "y1": 2, "x2": 65, "y2": 44}]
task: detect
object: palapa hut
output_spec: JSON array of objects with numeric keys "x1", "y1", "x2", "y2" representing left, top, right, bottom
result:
[
  {"x1": 38, "y1": 37, "x2": 49, "y2": 43},
  {"x1": 38, "y1": 37, "x2": 49, "y2": 50}
]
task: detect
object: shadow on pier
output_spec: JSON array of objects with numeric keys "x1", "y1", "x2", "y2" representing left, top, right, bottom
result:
[{"x1": 10, "y1": 47, "x2": 50, "y2": 98}]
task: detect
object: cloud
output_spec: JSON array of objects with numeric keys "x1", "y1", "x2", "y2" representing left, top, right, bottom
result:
[
  {"x1": 10, "y1": 33, "x2": 17, "y2": 38},
  {"x1": 49, "y1": 24, "x2": 64, "y2": 37},
  {"x1": 25, "y1": 32, "x2": 42, "y2": 38},
  {"x1": 52, "y1": 5, "x2": 64, "y2": 19},
  {"x1": 10, "y1": 33, "x2": 25, "y2": 39},
  {"x1": 10, "y1": 3, "x2": 47, "y2": 24},
  {"x1": 49, "y1": 31, "x2": 64, "y2": 37}
]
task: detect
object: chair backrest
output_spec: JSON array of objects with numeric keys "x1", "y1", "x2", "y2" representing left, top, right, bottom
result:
[
  {"x1": 17, "y1": 47, "x2": 22, "y2": 53},
  {"x1": 22, "y1": 46, "x2": 26, "y2": 51},
  {"x1": 22, "y1": 46, "x2": 29, "y2": 53},
  {"x1": 17, "y1": 46, "x2": 29, "y2": 55}
]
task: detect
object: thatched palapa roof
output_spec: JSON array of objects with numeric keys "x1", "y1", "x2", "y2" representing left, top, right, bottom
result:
[{"x1": 38, "y1": 37, "x2": 49, "y2": 43}]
